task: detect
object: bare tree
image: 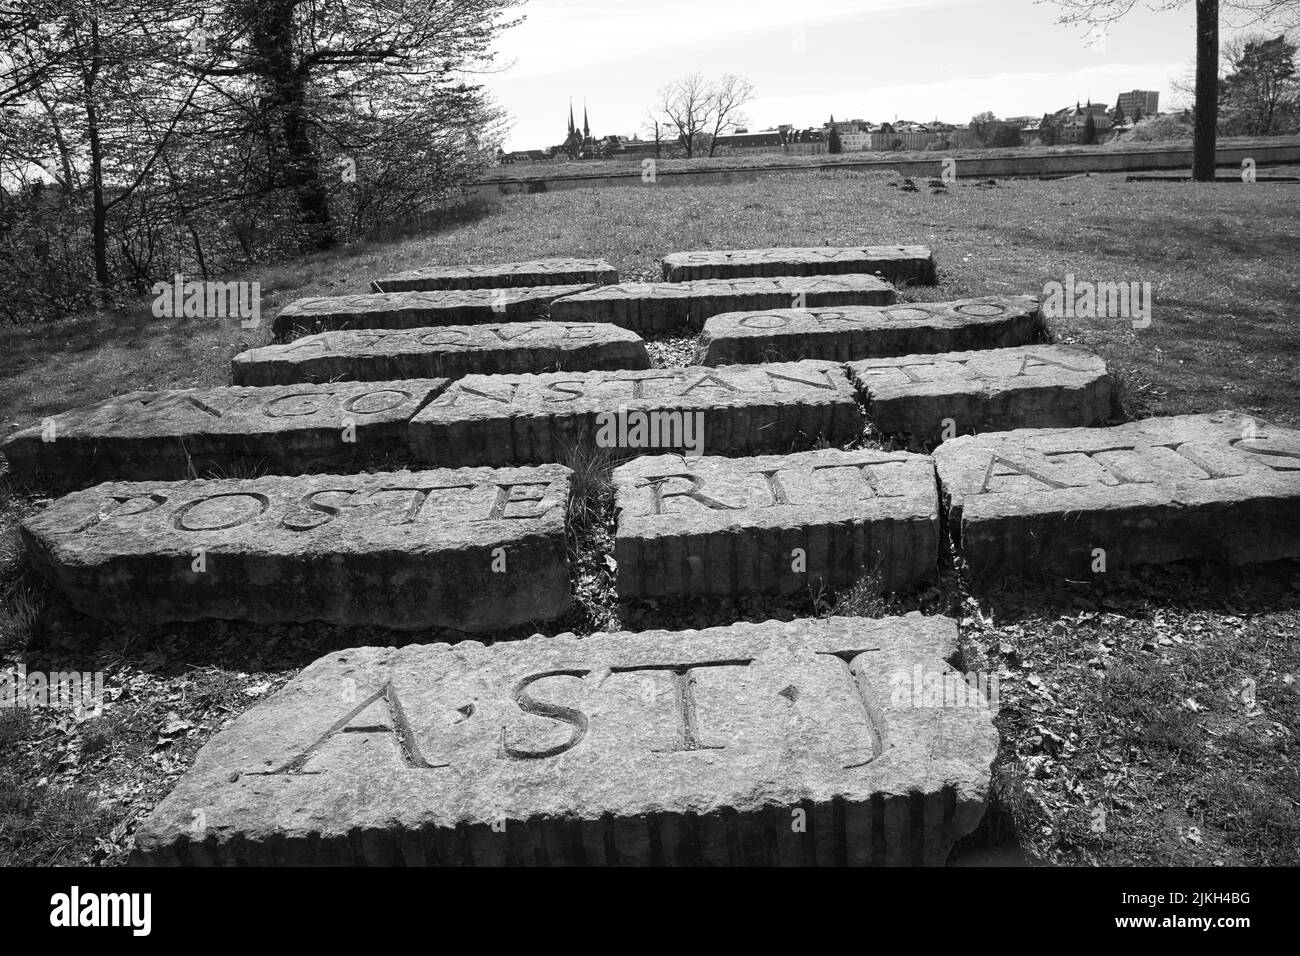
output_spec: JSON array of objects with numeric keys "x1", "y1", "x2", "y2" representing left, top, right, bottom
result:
[
  {"x1": 655, "y1": 73, "x2": 713, "y2": 157},
  {"x1": 969, "y1": 110, "x2": 999, "y2": 145},
  {"x1": 705, "y1": 74, "x2": 755, "y2": 157},
  {"x1": 1046, "y1": 0, "x2": 1300, "y2": 180},
  {"x1": 653, "y1": 72, "x2": 756, "y2": 158}
]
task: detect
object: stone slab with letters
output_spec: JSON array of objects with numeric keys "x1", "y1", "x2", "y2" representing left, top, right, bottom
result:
[
  {"x1": 20, "y1": 465, "x2": 572, "y2": 632},
  {"x1": 548, "y1": 276, "x2": 897, "y2": 335},
  {"x1": 613, "y1": 449, "x2": 939, "y2": 599},
  {"x1": 695, "y1": 296, "x2": 1041, "y2": 366},
  {"x1": 1, "y1": 381, "x2": 448, "y2": 487},
  {"x1": 407, "y1": 361, "x2": 864, "y2": 467},
  {"x1": 933, "y1": 412, "x2": 1300, "y2": 583},
  {"x1": 848, "y1": 344, "x2": 1113, "y2": 441},
  {"x1": 129, "y1": 613, "x2": 996, "y2": 866},
  {"x1": 370, "y1": 259, "x2": 618, "y2": 293},
  {"x1": 271, "y1": 286, "x2": 596, "y2": 338},
  {"x1": 662, "y1": 245, "x2": 937, "y2": 284},
  {"x1": 235, "y1": 323, "x2": 650, "y2": 386}
]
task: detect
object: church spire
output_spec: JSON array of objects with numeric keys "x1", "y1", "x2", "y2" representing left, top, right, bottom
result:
[
  {"x1": 583, "y1": 101, "x2": 590, "y2": 139},
  {"x1": 568, "y1": 98, "x2": 575, "y2": 136}
]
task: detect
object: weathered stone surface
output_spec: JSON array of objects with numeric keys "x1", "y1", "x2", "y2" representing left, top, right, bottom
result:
[
  {"x1": 663, "y1": 245, "x2": 936, "y2": 284},
  {"x1": 933, "y1": 412, "x2": 1300, "y2": 584},
  {"x1": 614, "y1": 450, "x2": 939, "y2": 599},
  {"x1": 235, "y1": 323, "x2": 650, "y2": 386},
  {"x1": 848, "y1": 345, "x2": 1113, "y2": 442},
  {"x1": 271, "y1": 286, "x2": 595, "y2": 338},
  {"x1": 129, "y1": 613, "x2": 996, "y2": 866},
  {"x1": 408, "y1": 362, "x2": 863, "y2": 467},
  {"x1": 549, "y1": 276, "x2": 897, "y2": 335},
  {"x1": 21, "y1": 465, "x2": 572, "y2": 632},
  {"x1": 1, "y1": 381, "x2": 447, "y2": 487},
  {"x1": 695, "y1": 296, "x2": 1040, "y2": 365},
  {"x1": 370, "y1": 259, "x2": 618, "y2": 292}
]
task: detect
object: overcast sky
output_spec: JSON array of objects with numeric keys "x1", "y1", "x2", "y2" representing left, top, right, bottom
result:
[{"x1": 486, "y1": 0, "x2": 1203, "y2": 150}]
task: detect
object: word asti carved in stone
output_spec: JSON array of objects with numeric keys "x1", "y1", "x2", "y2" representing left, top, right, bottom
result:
[{"x1": 129, "y1": 615, "x2": 997, "y2": 866}]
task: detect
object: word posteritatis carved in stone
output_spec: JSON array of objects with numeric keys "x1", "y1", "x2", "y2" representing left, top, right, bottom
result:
[
  {"x1": 235, "y1": 323, "x2": 650, "y2": 386},
  {"x1": 370, "y1": 258, "x2": 619, "y2": 293},
  {"x1": 662, "y1": 245, "x2": 937, "y2": 284},
  {"x1": 848, "y1": 344, "x2": 1113, "y2": 441},
  {"x1": 548, "y1": 276, "x2": 897, "y2": 335},
  {"x1": 129, "y1": 614, "x2": 997, "y2": 867},
  {"x1": 695, "y1": 296, "x2": 1041, "y2": 366},
  {"x1": 614, "y1": 450, "x2": 939, "y2": 598},
  {"x1": 407, "y1": 361, "x2": 864, "y2": 467},
  {"x1": 20, "y1": 466, "x2": 573, "y2": 632},
  {"x1": 933, "y1": 412, "x2": 1300, "y2": 583},
  {"x1": 0, "y1": 381, "x2": 448, "y2": 488},
  {"x1": 270, "y1": 286, "x2": 597, "y2": 338}
]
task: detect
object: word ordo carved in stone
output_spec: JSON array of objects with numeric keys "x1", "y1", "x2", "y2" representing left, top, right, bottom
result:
[
  {"x1": 270, "y1": 286, "x2": 596, "y2": 338},
  {"x1": 236, "y1": 323, "x2": 650, "y2": 386},
  {"x1": 20, "y1": 466, "x2": 572, "y2": 632},
  {"x1": 407, "y1": 362, "x2": 863, "y2": 467},
  {"x1": 695, "y1": 296, "x2": 1040, "y2": 366},
  {"x1": 549, "y1": 276, "x2": 896, "y2": 335},
  {"x1": 614, "y1": 449, "x2": 939, "y2": 598},
  {"x1": 370, "y1": 259, "x2": 618, "y2": 293},
  {"x1": 933, "y1": 412, "x2": 1300, "y2": 583},
  {"x1": 1, "y1": 381, "x2": 448, "y2": 487},
  {"x1": 663, "y1": 245, "x2": 937, "y2": 284},
  {"x1": 848, "y1": 344, "x2": 1113, "y2": 441},
  {"x1": 129, "y1": 614, "x2": 997, "y2": 866}
]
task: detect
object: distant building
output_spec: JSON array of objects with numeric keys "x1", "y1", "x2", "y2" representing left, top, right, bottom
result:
[
  {"x1": 713, "y1": 127, "x2": 827, "y2": 156},
  {"x1": 867, "y1": 130, "x2": 941, "y2": 151},
  {"x1": 1053, "y1": 101, "x2": 1112, "y2": 143},
  {"x1": 500, "y1": 150, "x2": 548, "y2": 164},
  {"x1": 840, "y1": 131, "x2": 872, "y2": 151},
  {"x1": 1117, "y1": 90, "x2": 1159, "y2": 119}
]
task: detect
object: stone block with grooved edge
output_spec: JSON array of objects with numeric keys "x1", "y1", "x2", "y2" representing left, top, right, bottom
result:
[
  {"x1": 407, "y1": 361, "x2": 864, "y2": 467},
  {"x1": 695, "y1": 296, "x2": 1040, "y2": 366},
  {"x1": 933, "y1": 412, "x2": 1300, "y2": 584},
  {"x1": 848, "y1": 344, "x2": 1112, "y2": 442},
  {"x1": 270, "y1": 286, "x2": 595, "y2": 338},
  {"x1": 614, "y1": 450, "x2": 939, "y2": 598},
  {"x1": 0, "y1": 380, "x2": 448, "y2": 488},
  {"x1": 234, "y1": 323, "x2": 649, "y2": 386},
  {"x1": 663, "y1": 245, "x2": 937, "y2": 284},
  {"x1": 128, "y1": 613, "x2": 996, "y2": 866},
  {"x1": 548, "y1": 276, "x2": 897, "y2": 335},
  {"x1": 19, "y1": 465, "x2": 572, "y2": 632},
  {"x1": 370, "y1": 259, "x2": 618, "y2": 292}
]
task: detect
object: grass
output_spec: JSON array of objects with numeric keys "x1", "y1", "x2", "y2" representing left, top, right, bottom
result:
[
  {"x1": 0, "y1": 168, "x2": 1298, "y2": 866},
  {"x1": 482, "y1": 134, "x2": 1300, "y2": 182},
  {"x1": 3, "y1": 169, "x2": 1297, "y2": 429}
]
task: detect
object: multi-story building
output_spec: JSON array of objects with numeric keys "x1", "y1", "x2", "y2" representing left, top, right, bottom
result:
[{"x1": 1117, "y1": 90, "x2": 1159, "y2": 119}]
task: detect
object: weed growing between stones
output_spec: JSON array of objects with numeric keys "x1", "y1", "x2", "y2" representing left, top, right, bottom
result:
[{"x1": 559, "y1": 436, "x2": 622, "y2": 635}]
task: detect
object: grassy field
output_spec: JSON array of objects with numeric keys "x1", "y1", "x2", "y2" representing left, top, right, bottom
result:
[
  {"x1": 481, "y1": 134, "x2": 1300, "y2": 182},
  {"x1": 1, "y1": 168, "x2": 1298, "y2": 866}
]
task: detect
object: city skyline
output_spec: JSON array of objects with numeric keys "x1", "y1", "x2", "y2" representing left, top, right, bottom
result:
[{"x1": 487, "y1": 0, "x2": 1200, "y2": 150}]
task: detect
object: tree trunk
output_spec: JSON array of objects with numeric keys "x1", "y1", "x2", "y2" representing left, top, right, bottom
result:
[
  {"x1": 81, "y1": 11, "x2": 111, "y2": 290},
  {"x1": 250, "y1": 0, "x2": 335, "y2": 249},
  {"x1": 1192, "y1": 0, "x2": 1219, "y2": 182}
]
